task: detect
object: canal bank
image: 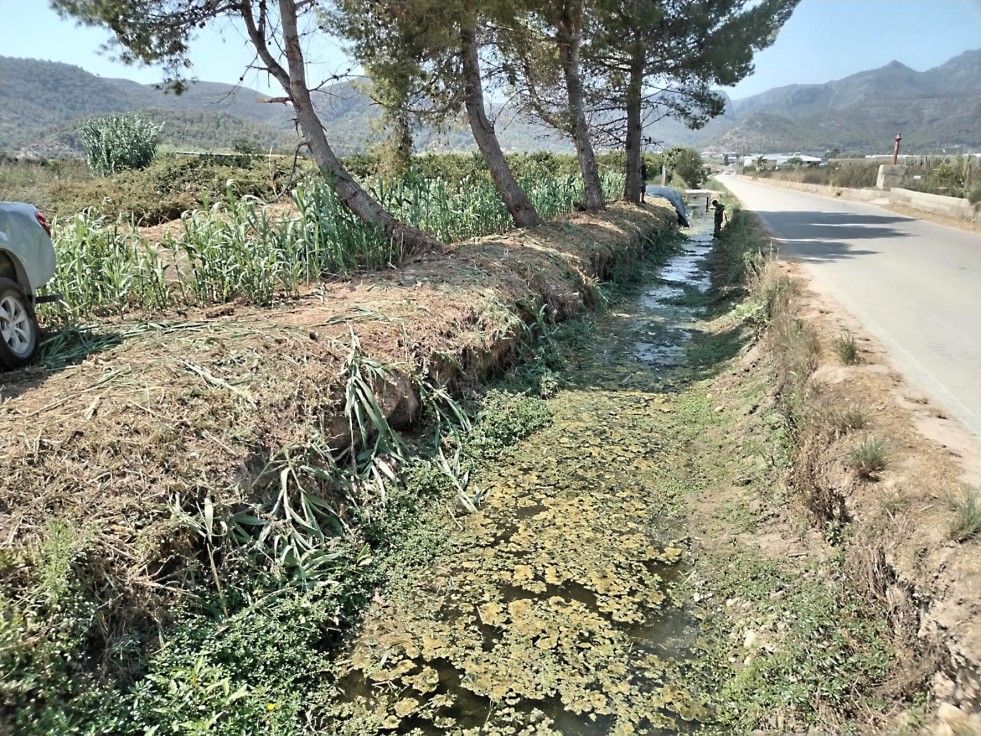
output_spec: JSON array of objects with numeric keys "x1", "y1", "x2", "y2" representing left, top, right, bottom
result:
[{"x1": 314, "y1": 213, "x2": 910, "y2": 734}]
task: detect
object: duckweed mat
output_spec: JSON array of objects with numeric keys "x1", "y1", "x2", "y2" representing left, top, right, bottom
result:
[{"x1": 318, "y1": 225, "x2": 720, "y2": 734}]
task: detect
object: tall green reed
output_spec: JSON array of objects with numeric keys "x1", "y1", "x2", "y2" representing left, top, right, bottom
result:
[{"x1": 44, "y1": 169, "x2": 629, "y2": 319}]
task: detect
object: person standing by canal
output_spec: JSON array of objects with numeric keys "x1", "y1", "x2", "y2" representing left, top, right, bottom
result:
[
  {"x1": 640, "y1": 160, "x2": 648, "y2": 203},
  {"x1": 711, "y1": 199, "x2": 725, "y2": 237}
]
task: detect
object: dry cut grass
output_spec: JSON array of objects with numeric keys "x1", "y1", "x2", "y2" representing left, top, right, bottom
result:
[{"x1": 0, "y1": 202, "x2": 676, "y2": 675}]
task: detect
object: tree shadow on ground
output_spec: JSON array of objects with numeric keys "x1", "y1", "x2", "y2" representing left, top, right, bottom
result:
[{"x1": 756, "y1": 210, "x2": 911, "y2": 265}]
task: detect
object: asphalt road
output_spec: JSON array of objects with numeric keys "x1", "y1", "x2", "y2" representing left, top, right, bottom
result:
[{"x1": 720, "y1": 176, "x2": 981, "y2": 441}]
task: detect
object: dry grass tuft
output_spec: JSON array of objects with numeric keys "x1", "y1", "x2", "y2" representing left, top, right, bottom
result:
[
  {"x1": 833, "y1": 332, "x2": 860, "y2": 364},
  {"x1": 848, "y1": 435, "x2": 888, "y2": 480},
  {"x1": 947, "y1": 489, "x2": 981, "y2": 543}
]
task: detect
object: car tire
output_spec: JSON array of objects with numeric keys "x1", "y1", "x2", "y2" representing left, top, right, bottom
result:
[{"x1": 0, "y1": 277, "x2": 39, "y2": 369}]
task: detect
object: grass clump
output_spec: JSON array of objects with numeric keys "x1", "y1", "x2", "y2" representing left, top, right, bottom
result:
[
  {"x1": 848, "y1": 434, "x2": 888, "y2": 479},
  {"x1": 833, "y1": 332, "x2": 859, "y2": 364},
  {"x1": 947, "y1": 489, "x2": 981, "y2": 542},
  {"x1": 818, "y1": 402, "x2": 869, "y2": 436}
]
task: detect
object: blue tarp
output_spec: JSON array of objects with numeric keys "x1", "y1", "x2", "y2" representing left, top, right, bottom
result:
[{"x1": 645, "y1": 186, "x2": 690, "y2": 227}]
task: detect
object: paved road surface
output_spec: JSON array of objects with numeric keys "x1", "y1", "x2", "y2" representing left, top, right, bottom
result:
[{"x1": 720, "y1": 176, "x2": 981, "y2": 441}]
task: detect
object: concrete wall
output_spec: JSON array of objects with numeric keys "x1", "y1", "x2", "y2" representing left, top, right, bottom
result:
[
  {"x1": 889, "y1": 188, "x2": 979, "y2": 222},
  {"x1": 876, "y1": 164, "x2": 907, "y2": 190}
]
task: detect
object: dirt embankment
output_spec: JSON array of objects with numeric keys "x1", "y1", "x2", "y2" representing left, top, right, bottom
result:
[
  {"x1": 0, "y1": 203, "x2": 676, "y2": 654},
  {"x1": 780, "y1": 266, "x2": 981, "y2": 725},
  {"x1": 698, "y1": 233, "x2": 981, "y2": 732}
]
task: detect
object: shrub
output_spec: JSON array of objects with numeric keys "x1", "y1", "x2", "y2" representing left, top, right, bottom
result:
[
  {"x1": 667, "y1": 145, "x2": 706, "y2": 188},
  {"x1": 81, "y1": 115, "x2": 162, "y2": 177}
]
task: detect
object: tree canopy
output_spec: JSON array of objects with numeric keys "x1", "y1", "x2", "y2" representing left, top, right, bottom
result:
[{"x1": 51, "y1": 0, "x2": 799, "y2": 230}]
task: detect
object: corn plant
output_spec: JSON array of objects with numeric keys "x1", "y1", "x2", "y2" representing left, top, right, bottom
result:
[
  {"x1": 435, "y1": 445, "x2": 486, "y2": 513},
  {"x1": 44, "y1": 210, "x2": 170, "y2": 317},
  {"x1": 80, "y1": 114, "x2": 161, "y2": 176},
  {"x1": 166, "y1": 196, "x2": 300, "y2": 306},
  {"x1": 47, "y1": 169, "x2": 628, "y2": 319},
  {"x1": 292, "y1": 183, "x2": 398, "y2": 277},
  {"x1": 417, "y1": 379, "x2": 473, "y2": 447}
]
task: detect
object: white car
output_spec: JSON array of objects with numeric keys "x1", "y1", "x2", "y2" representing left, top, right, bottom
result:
[{"x1": 0, "y1": 202, "x2": 57, "y2": 368}]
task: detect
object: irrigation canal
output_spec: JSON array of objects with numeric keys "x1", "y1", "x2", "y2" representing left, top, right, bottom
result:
[{"x1": 324, "y1": 217, "x2": 719, "y2": 734}]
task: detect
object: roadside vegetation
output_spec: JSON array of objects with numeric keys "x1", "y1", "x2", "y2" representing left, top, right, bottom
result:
[
  {"x1": 666, "y1": 204, "x2": 901, "y2": 731},
  {"x1": 2, "y1": 0, "x2": 974, "y2": 726},
  {"x1": 4, "y1": 155, "x2": 977, "y2": 732},
  {"x1": 743, "y1": 154, "x2": 981, "y2": 201},
  {"x1": 684, "y1": 197, "x2": 981, "y2": 734}
]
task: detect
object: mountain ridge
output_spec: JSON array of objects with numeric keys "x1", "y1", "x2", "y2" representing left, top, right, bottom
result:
[
  {"x1": 2, "y1": 49, "x2": 979, "y2": 158},
  {"x1": 714, "y1": 50, "x2": 981, "y2": 153}
]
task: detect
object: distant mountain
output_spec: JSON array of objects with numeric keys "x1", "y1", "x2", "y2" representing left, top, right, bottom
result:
[
  {"x1": 2, "y1": 50, "x2": 979, "y2": 158},
  {"x1": 696, "y1": 49, "x2": 981, "y2": 153},
  {"x1": 0, "y1": 56, "x2": 568, "y2": 157},
  {"x1": 0, "y1": 56, "x2": 379, "y2": 156}
]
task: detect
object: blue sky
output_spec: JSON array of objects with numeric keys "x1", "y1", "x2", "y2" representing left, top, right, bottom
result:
[{"x1": 1, "y1": 0, "x2": 979, "y2": 99}]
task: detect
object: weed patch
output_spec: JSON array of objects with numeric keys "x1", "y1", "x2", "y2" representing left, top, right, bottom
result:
[
  {"x1": 465, "y1": 390, "x2": 553, "y2": 461},
  {"x1": 947, "y1": 490, "x2": 981, "y2": 542},
  {"x1": 691, "y1": 551, "x2": 894, "y2": 733},
  {"x1": 849, "y1": 434, "x2": 888, "y2": 480}
]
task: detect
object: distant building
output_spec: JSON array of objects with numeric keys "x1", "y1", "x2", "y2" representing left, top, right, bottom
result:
[{"x1": 743, "y1": 153, "x2": 824, "y2": 168}]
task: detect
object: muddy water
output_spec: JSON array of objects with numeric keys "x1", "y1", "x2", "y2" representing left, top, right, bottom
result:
[{"x1": 326, "y1": 218, "x2": 717, "y2": 735}]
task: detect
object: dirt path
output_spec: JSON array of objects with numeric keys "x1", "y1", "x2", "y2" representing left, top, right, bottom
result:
[{"x1": 316, "y1": 227, "x2": 719, "y2": 733}]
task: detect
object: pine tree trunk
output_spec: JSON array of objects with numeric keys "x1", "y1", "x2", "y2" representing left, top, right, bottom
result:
[
  {"x1": 461, "y1": 24, "x2": 542, "y2": 229},
  {"x1": 557, "y1": 2, "x2": 605, "y2": 211},
  {"x1": 624, "y1": 37, "x2": 645, "y2": 204},
  {"x1": 277, "y1": 0, "x2": 441, "y2": 255}
]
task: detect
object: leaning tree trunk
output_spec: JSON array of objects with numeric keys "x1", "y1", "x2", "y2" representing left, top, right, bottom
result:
[
  {"x1": 249, "y1": 0, "x2": 441, "y2": 255},
  {"x1": 557, "y1": 1, "x2": 605, "y2": 211},
  {"x1": 461, "y1": 23, "x2": 542, "y2": 229},
  {"x1": 623, "y1": 36, "x2": 645, "y2": 204}
]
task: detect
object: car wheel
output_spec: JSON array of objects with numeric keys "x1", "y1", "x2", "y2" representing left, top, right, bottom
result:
[{"x1": 0, "y1": 277, "x2": 39, "y2": 369}]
